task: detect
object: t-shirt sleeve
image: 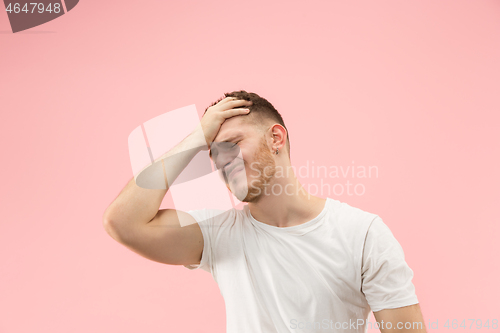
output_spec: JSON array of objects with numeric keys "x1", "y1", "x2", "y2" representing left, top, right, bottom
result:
[
  {"x1": 183, "y1": 208, "x2": 225, "y2": 274},
  {"x1": 361, "y1": 216, "x2": 419, "y2": 312}
]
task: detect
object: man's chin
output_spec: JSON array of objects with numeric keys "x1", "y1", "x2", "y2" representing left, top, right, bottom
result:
[
  {"x1": 227, "y1": 178, "x2": 263, "y2": 203},
  {"x1": 240, "y1": 186, "x2": 264, "y2": 203},
  {"x1": 228, "y1": 186, "x2": 261, "y2": 203},
  {"x1": 234, "y1": 190, "x2": 250, "y2": 203},
  {"x1": 227, "y1": 183, "x2": 248, "y2": 201}
]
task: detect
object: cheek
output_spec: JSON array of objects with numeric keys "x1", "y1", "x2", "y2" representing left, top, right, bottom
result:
[
  {"x1": 238, "y1": 146, "x2": 247, "y2": 160},
  {"x1": 244, "y1": 160, "x2": 264, "y2": 180},
  {"x1": 241, "y1": 160, "x2": 252, "y2": 179}
]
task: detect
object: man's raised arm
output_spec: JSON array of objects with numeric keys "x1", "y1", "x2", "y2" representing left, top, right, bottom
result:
[{"x1": 101, "y1": 97, "x2": 252, "y2": 265}]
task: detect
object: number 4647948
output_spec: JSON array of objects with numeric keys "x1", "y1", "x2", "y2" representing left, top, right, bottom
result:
[
  {"x1": 5, "y1": 3, "x2": 62, "y2": 14},
  {"x1": 444, "y1": 319, "x2": 498, "y2": 329}
]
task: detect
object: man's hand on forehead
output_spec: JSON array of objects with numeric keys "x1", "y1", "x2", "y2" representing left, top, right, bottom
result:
[{"x1": 193, "y1": 96, "x2": 252, "y2": 151}]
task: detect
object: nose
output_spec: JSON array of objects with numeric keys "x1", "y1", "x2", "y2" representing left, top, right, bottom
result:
[{"x1": 215, "y1": 154, "x2": 235, "y2": 172}]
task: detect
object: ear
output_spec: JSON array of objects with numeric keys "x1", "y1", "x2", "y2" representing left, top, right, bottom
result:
[{"x1": 270, "y1": 124, "x2": 287, "y2": 152}]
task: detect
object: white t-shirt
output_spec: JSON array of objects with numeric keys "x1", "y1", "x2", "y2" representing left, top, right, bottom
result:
[{"x1": 185, "y1": 197, "x2": 419, "y2": 333}]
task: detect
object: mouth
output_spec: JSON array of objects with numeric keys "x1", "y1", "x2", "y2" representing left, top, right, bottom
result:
[{"x1": 227, "y1": 164, "x2": 244, "y2": 180}]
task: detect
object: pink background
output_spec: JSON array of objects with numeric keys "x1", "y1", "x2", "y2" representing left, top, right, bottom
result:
[{"x1": 1, "y1": 1, "x2": 499, "y2": 332}]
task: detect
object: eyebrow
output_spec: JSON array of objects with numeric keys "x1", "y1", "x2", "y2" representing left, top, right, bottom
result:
[{"x1": 208, "y1": 133, "x2": 242, "y2": 159}]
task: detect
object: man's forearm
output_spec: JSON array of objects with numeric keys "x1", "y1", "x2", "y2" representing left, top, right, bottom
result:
[
  {"x1": 374, "y1": 304, "x2": 427, "y2": 333},
  {"x1": 102, "y1": 130, "x2": 206, "y2": 228}
]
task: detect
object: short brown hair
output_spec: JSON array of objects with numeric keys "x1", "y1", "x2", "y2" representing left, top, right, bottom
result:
[{"x1": 205, "y1": 90, "x2": 290, "y2": 156}]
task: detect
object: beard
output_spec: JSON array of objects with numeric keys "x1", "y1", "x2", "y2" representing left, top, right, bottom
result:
[{"x1": 226, "y1": 137, "x2": 276, "y2": 203}]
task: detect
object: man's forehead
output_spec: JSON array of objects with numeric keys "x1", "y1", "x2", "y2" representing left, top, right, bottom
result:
[
  {"x1": 208, "y1": 119, "x2": 252, "y2": 158},
  {"x1": 213, "y1": 116, "x2": 251, "y2": 142},
  {"x1": 209, "y1": 130, "x2": 244, "y2": 159},
  {"x1": 213, "y1": 131, "x2": 243, "y2": 143}
]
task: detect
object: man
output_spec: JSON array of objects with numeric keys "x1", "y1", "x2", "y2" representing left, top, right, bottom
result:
[{"x1": 103, "y1": 90, "x2": 427, "y2": 332}]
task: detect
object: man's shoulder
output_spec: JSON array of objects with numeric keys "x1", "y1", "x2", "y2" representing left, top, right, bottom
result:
[
  {"x1": 186, "y1": 206, "x2": 242, "y2": 226},
  {"x1": 326, "y1": 198, "x2": 379, "y2": 232},
  {"x1": 327, "y1": 198, "x2": 378, "y2": 220}
]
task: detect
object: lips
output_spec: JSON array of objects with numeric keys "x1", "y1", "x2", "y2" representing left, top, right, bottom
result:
[{"x1": 228, "y1": 165, "x2": 244, "y2": 179}]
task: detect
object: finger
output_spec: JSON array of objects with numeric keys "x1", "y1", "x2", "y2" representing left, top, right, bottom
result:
[
  {"x1": 222, "y1": 107, "x2": 251, "y2": 119},
  {"x1": 216, "y1": 96, "x2": 239, "y2": 106},
  {"x1": 220, "y1": 99, "x2": 252, "y2": 111}
]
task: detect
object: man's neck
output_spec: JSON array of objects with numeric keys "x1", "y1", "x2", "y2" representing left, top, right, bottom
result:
[{"x1": 247, "y1": 169, "x2": 327, "y2": 228}]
